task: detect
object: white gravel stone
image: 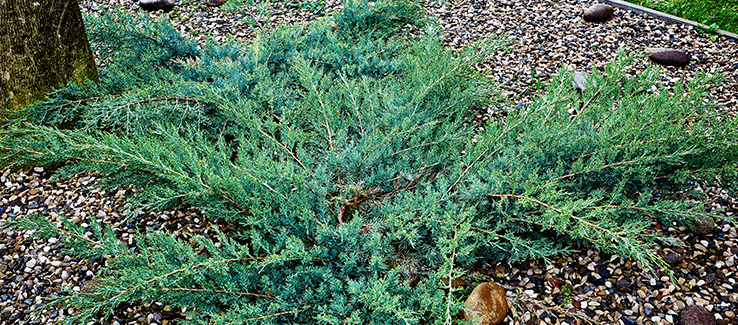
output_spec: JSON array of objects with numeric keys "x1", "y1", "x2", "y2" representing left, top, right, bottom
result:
[{"x1": 26, "y1": 258, "x2": 37, "y2": 268}]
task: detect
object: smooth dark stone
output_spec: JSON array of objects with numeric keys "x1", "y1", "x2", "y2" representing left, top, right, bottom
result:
[
  {"x1": 206, "y1": 0, "x2": 227, "y2": 6},
  {"x1": 705, "y1": 273, "x2": 716, "y2": 284},
  {"x1": 8, "y1": 313, "x2": 23, "y2": 321},
  {"x1": 615, "y1": 279, "x2": 630, "y2": 292},
  {"x1": 621, "y1": 316, "x2": 637, "y2": 325},
  {"x1": 680, "y1": 305, "x2": 716, "y2": 325},
  {"x1": 646, "y1": 48, "x2": 690, "y2": 67},
  {"x1": 664, "y1": 252, "x2": 682, "y2": 265},
  {"x1": 138, "y1": 0, "x2": 175, "y2": 12},
  {"x1": 541, "y1": 312, "x2": 555, "y2": 318},
  {"x1": 583, "y1": 4, "x2": 614, "y2": 22}
]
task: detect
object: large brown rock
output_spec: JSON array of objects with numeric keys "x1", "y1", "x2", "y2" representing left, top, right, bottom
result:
[
  {"x1": 680, "y1": 305, "x2": 716, "y2": 325},
  {"x1": 583, "y1": 4, "x2": 614, "y2": 22},
  {"x1": 463, "y1": 282, "x2": 508, "y2": 325},
  {"x1": 645, "y1": 48, "x2": 690, "y2": 67}
]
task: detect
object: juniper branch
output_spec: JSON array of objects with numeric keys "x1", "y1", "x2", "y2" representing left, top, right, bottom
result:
[
  {"x1": 160, "y1": 287, "x2": 275, "y2": 299},
  {"x1": 111, "y1": 257, "x2": 269, "y2": 301},
  {"x1": 548, "y1": 159, "x2": 640, "y2": 182},
  {"x1": 257, "y1": 127, "x2": 310, "y2": 173},
  {"x1": 115, "y1": 96, "x2": 201, "y2": 110},
  {"x1": 242, "y1": 309, "x2": 304, "y2": 322}
]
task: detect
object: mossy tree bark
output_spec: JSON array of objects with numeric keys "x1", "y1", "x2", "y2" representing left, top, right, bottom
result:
[{"x1": 0, "y1": 0, "x2": 98, "y2": 117}]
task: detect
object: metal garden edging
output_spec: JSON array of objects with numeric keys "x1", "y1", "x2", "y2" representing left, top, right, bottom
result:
[{"x1": 600, "y1": 0, "x2": 738, "y2": 40}]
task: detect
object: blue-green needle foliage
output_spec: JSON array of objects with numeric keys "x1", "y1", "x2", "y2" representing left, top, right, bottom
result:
[{"x1": 2, "y1": 0, "x2": 738, "y2": 323}]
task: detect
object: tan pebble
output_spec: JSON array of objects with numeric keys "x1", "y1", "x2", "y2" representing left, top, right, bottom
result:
[{"x1": 637, "y1": 289, "x2": 647, "y2": 299}]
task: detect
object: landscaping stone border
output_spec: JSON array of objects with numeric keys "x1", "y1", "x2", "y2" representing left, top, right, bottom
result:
[{"x1": 600, "y1": 0, "x2": 738, "y2": 40}]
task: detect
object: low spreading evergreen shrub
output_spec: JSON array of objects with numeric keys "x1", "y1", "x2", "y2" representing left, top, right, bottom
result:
[{"x1": 2, "y1": 0, "x2": 738, "y2": 323}]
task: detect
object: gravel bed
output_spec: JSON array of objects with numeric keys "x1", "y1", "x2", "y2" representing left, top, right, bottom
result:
[
  {"x1": 427, "y1": 0, "x2": 737, "y2": 110},
  {"x1": 2, "y1": 0, "x2": 738, "y2": 324},
  {"x1": 79, "y1": 0, "x2": 738, "y2": 110},
  {"x1": 2, "y1": 171, "x2": 737, "y2": 325},
  {"x1": 0, "y1": 168, "x2": 212, "y2": 324}
]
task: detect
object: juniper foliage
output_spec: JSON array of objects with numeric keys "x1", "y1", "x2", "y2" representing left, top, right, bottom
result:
[{"x1": 2, "y1": 0, "x2": 738, "y2": 324}]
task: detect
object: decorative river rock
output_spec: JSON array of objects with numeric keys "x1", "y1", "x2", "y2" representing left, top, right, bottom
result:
[
  {"x1": 573, "y1": 71, "x2": 596, "y2": 92},
  {"x1": 680, "y1": 305, "x2": 716, "y2": 325},
  {"x1": 583, "y1": 4, "x2": 614, "y2": 22},
  {"x1": 463, "y1": 282, "x2": 508, "y2": 325},
  {"x1": 645, "y1": 48, "x2": 690, "y2": 67},
  {"x1": 138, "y1": 0, "x2": 175, "y2": 12}
]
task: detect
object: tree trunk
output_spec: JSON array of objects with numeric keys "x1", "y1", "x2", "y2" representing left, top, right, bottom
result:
[{"x1": 0, "y1": 0, "x2": 98, "y2": 116}]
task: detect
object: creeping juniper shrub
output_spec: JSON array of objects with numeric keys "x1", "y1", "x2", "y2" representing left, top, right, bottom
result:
[{"x1": 2, "y1": 0, "x2": 738, "y2": 324}]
